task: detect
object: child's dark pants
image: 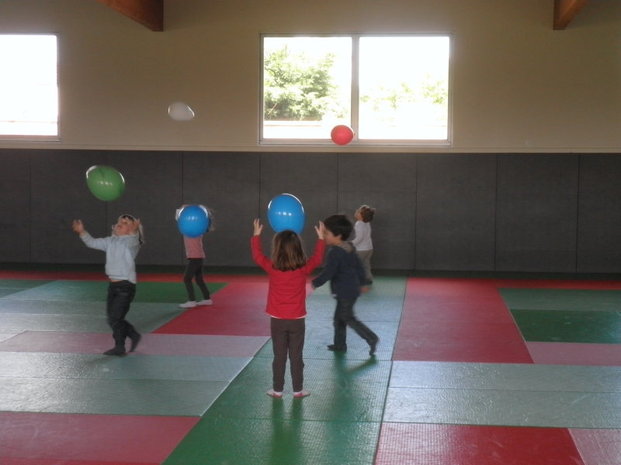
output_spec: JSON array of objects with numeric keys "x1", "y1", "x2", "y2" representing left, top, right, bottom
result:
[
  {"x1": 271, "y1": 317, "x2": 305, "y2": 392},
  {"x1": 333, "y1": 298, "x2": 378, "y2": 349},
  {"x1": 183, "y1": 258, "x2": 210, "y2": 301},
  {"x1": 107, "y1": 280, "x2": 139, "y2": 350}
]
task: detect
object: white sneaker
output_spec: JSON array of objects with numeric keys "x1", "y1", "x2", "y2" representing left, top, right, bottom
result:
[
  {"x1": 266, "y1": 389, "x2": 283, "y2": 398},
  {"x1": 179, "y1": 301, "x2": 197, "y2": 308},
  {"x1": 198, "y1": 299, "x2": 213, "y2": 306},
  {"x1": 293, "y1": 390, "x2": 310, "y2": 398}
]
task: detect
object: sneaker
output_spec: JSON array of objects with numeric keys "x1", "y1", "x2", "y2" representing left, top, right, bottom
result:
[
  {"x1": 129, "y1": 332, "x2": 142, "y2": 352},
  {"x1": 266, "y1": 389, "x2": 283, "y2": 398},
  {"x1": 369, "y1": 337, "x2": 379, "y2": 356},
  {"x1": 293, "y1": 390, "x2": 310, "y2": 398},
  {"x1": 103, "y1": 347, "x2": 126, "y2": 356},
  {"x1": 179, "y1": 301, "x2": 197, "y2": 309},
  {"x1": 327, "y1": 344, "x2": 347, "y2": 352},
  {"x1": 197, "y1": 299, "x2": 213, "y2": 306}
]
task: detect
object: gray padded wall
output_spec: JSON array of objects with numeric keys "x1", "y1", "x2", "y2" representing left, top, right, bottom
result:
[
  {"x1": 183, "y1": 152, "x2": 260, "y2": 267},
  {"x1": 496, "y1": 154, "x2": 579, "y2": 272},
  {"x1": 0, "y1": 150, "x2": 31, "y2": 261},
  {"x1": 416, "y1": 154, "x2": 496, "y2": 271},
  {"x1": 107, "y1": 151, "x2": 183, "y2": 265},
  {"x1": 577, "y1": 155, "x2": 621, "y2": 273},
  {"x1": 259, "y1": 153, "x2": 338, "y2": 259},
  {"x1": 31, "y1": 150, "x2": 106, "y2": 264},
  {"x1": 2, "y1": 149, "x2": 621, "y2": 273},
  {"x1": 338, "y1": 153, "x2": 416, "y2": 270}
]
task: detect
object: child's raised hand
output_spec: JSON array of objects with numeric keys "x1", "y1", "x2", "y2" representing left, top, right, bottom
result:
[
  {"x1": 315, "y1": 221, "x2": 325, "y2": 239},
  {"x1": 253, "y1": 218, "x2": 264, "y2": 236},
  {"x1": 72, "y1": 219, "x2": 84, "y2": 234},
  {"x1": 130, "y1": 218, "x2": 141, "y2": 234}
]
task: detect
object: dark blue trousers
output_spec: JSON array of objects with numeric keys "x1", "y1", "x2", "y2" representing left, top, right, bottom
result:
[{"x1": 106, "y1": 280, "x2": 138, "y2": 350}]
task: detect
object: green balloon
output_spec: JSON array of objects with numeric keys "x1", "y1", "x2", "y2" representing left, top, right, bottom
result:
[{"x1": 85, "y1": 165, "x2": 125, "y2": 201}]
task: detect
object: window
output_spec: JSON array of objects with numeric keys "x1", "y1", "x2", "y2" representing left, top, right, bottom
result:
[
  {"x1": 0, "y1": 34, "x2": 58, "y2": 138},
  {"x1": 261, "y1": 35, "x2": 450, "y2": 145}
]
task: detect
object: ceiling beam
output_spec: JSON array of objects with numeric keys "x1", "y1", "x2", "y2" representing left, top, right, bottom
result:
[
  {"x1": 96, "y1": 0, "x2": 163, "y2": 31},
  {"x1": 553, "y1": 0, "x2": 588, "y2": 30}
]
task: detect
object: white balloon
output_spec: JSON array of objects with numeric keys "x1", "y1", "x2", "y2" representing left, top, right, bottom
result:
[{"x1": 168, "y1": 102, "x2": 195, "y2": 121}]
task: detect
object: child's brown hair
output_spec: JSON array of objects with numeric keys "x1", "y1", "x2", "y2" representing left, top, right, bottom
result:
[
  {"x1": 358, "y1": 205, "x2": 376, "y2": 223},
  {"x1": 271, "y1": 230, "x2": 307, "y2": 271}
]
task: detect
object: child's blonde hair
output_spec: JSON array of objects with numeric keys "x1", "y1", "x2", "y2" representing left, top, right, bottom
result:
[
  {"x1": 119, "y1": 214, "x2": 145, "y2": 245},
  {"x1": 357, "y1": 205, "x2": 376, "y2": 223},
  {"x1": 271, "y1": 230, "x2": 307, "y2": 271}
]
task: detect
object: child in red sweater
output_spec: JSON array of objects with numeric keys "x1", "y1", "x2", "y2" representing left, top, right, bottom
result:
[{"x1": 251, "y1": 218, "x2": 325, "y2": 398}]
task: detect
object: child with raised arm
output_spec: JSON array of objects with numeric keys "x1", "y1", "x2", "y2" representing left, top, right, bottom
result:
[
  {"x1": 352, "y1": 204, "x2": 376, "y2": 285},
  {"x1": 72, "y1": 214, "x2": 144, "y2": 356},
  {"x1": 312, "y1": 214, "x2": 379, "y2": 356},
  {"x1": 251, "y1": 219, "x2": 325, "y2": 398}
]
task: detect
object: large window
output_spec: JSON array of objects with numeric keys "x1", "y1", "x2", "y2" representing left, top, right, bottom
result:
[
  {"x1": 261, "y1": 35, "x2": 450, "y2": 145},
  {"x1": 0, "y1": 34, "x2": 58, "y2": 138}
]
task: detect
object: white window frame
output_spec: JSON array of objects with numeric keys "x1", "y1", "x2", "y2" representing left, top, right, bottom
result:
[{"x1": 260, "y1": 33, "x2": 452, "y2": 147}]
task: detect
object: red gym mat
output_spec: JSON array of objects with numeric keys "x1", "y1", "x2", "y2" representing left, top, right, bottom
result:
[
  {"x1": 394, "y1": 278, "x2": 532, "y2": 363},
  {"x1": 375, "y1": 423, "x2": 584, "y2": 465},
  {"x1": 0, "y1": 412, "x2": 198, "y2": 464},
  {"x1": 154, "y1": 278, "x2": 271, "y2": 336}
]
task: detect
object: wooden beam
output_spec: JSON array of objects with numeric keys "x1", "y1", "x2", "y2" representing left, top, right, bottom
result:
[
  {"x1": 554, "y1": 0, "x2": 588, "y2": 30},
  {"x1": 96, "y1": 0, "x2": 163, "y2": 31}
]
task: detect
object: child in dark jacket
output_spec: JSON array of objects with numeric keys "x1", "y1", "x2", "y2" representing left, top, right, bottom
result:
[{"x1": 312, "y1": 214, "x2": 379, "y2": 356}]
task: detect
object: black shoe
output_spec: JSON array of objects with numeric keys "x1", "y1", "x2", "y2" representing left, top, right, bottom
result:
[
  {"x1": 129, "y1": 332, "x2": 142, "y2": 352},
  {"x1": 327, "y1": 344, "x2": 347, "y2": 352},
  {"x1": 103, "y1": 347, "x2": 126, "y2": 356},
  {"x1": 369, "y1": 338, "x2": 379, "y2": 356}
]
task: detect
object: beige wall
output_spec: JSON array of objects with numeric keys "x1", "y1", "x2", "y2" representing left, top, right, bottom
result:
[{"x1": 1, "y1": 0, "x2": 620, "y2": 153}]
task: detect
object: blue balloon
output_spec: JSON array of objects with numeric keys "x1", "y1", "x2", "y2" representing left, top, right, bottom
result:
[
  {"x1": 177, "y1": 205, "x2": 210, "y2": 238},
  {"x1": 267, "y1": 193, "x2": 305, "y2": 234}
]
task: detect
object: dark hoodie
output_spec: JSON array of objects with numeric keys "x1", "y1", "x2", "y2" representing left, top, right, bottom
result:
[{"x1": 312, "y1": 241, "x2": 366, "y2": 300}]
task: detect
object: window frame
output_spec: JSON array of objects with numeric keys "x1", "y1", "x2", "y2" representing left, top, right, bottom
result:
[
  {"x1": 259, "y1": 33, "x2": 452, "y2": 147},
  {"x1": 0, "y1": 33, "x2": 60, "y2": 141}
]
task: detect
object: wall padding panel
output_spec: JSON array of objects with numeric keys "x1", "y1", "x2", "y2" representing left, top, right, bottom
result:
[
  {"x1": 0, "y1": 150, "x2": 32, "y2": 262},
  {"x1": 259, "y1": 153, "x2": 338, "y2": 259},
  {"x1": 416, "y1": 154, "x2": 496, "y2": 271},
  {"x1": 338, "y1": 153, "x2": 417, "y2": 270},
  {"x1": 496, "y1": 154, "x2": 579, "y2": 272},
  {"x1": 183, "y1": 152, "x2": 260, "y2": 267},
  {"x1": 577, "y1": 155, "x2": 621, "y2": 273},
  {"x1": 31, "y1": 150, "x2": 108, "y2": 264}
]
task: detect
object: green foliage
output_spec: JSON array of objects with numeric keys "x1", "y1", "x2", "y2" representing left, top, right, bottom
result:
[
  {"x1": 360, "y1": 74, "x2": 447, "y2": 112},
  {"x1": 263, "y1": 46, "x2": 336, "y2": 121}
]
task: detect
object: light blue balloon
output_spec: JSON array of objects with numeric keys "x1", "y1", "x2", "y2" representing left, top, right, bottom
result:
[
  {"x1": 177, "y1": 205, "x2": 210, "y2": 238},
  {"x1": 267, "y1": 193, "x2": 305, "y2": 234}
]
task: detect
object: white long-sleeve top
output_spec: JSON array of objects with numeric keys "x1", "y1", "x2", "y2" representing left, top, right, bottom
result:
[
  {"x1": 352, "y1": 221, "x2": 373, "y2": 251},
  {"x1": 80, "y1": 232, "x2": 141, "y2": 283}
]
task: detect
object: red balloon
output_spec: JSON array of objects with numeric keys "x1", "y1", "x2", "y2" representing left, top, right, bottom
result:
[{"x1": 331, "y1": 125, "x2": 354, "y2": 145}]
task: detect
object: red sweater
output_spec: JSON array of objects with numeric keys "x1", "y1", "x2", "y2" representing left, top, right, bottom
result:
[{"x1": 251, "y1": 235, "x2": 325, "y2": 319}]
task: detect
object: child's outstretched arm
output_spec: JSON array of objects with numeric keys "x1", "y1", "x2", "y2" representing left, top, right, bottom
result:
[
  {"x1": 250, "y1": 219, "x2": 271, "y2": 272},
  {"x1": 305, "y1": 222, "x2": 326, "y2": 272},
  {"x1": 314, "y1": 221, "x2": 325, "y2": 240},
  {"x1": 253, "y1": 218, "x2": 264, "y2": 236},
  {"x1": 72, "y1": 220, "x2": 109, "y2": 251}
]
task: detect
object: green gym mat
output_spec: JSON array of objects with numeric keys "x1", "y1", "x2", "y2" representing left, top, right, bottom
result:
[{"x1": 1, "y1": 280, "x2": 226, "y2": 303}]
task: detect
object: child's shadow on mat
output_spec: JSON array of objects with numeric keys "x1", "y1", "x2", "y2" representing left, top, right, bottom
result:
[{"x1": 269, "y1": 396, "x2": 303, "y2": 463}]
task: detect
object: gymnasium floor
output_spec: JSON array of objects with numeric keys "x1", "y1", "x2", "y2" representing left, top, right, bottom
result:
[{"x1": 1, "y1": 269, "x2": 621, "y2": 464}]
